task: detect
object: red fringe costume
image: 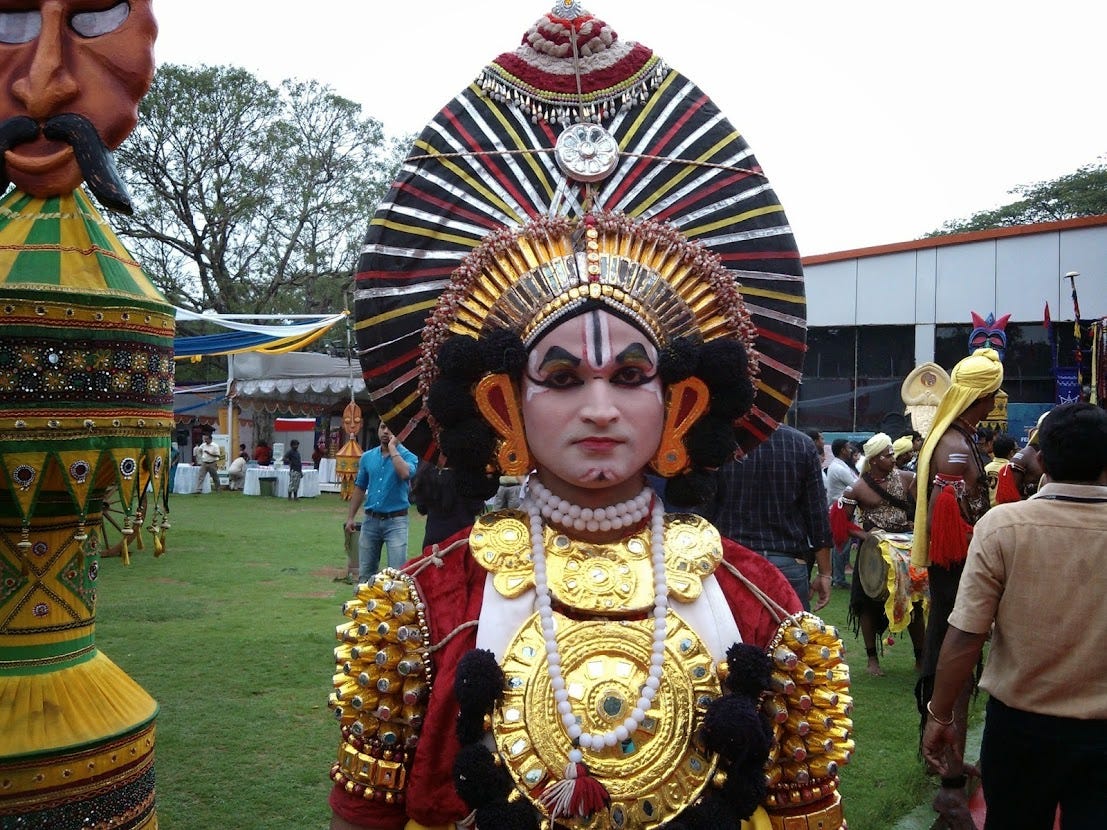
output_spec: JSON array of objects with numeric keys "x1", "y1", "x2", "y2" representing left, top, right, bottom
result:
[{"x1": 926, "y1": 474, "x2": 974, "y2": 567}]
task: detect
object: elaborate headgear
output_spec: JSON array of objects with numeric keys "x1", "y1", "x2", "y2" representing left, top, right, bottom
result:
[
  {"x1": 911, "y1": 348, "x2": 1004, "y2": 566},
  {"x1": 891, "y1": 435, "x2": 914, "y2": 460},
  {"x1": 353, "y1": 1, "x2": 808, "y2": 485},
  {"x1": 860, "y1": 433, "x2": 892, "y2": 474}
]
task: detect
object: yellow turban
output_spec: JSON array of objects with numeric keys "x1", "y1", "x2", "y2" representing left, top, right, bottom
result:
[
  {"x1": 892, "y1": 435, "x2": 914, "y2": 459},
  {"x1": 911, "y1": 348, "x2": 1004, "y2": 566},
  {"x1": 860, "y1": 433, "x2": 892, "y2": 474}
]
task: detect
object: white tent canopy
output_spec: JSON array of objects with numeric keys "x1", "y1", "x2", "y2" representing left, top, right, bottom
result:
[{"x1": 230, "y1": 352, "x2": 365, "y2": 414}]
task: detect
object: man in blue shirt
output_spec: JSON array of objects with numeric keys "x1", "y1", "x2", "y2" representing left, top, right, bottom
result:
[{"x1": 344, "y1": 421, "x2": 419, "y2": 583}]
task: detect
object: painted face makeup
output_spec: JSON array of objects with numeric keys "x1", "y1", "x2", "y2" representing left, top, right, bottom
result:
[{"x1": 521, "y1": 308, "x2": 664, "y2": 505}]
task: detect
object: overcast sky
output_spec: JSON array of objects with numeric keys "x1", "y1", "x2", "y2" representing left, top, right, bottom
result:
[{"x1": 153, "y1": 0, "x2": 1107, "y2": 256}]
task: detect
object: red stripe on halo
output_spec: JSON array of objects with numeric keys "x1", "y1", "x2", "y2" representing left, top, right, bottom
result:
[
  {"x1": 651, "y1": 169, "x2": 759, "y2": 225},
  {"x1": 392, "y1": 181, "x2": 503, "y2": 231},
  {"x1": 356, "y1": 264, "x2": 457, "y2": 284},
  {"x1": 441, "y1": 108, "x2": 537, "y2": 218},
  {"x1": 606, "y1": 92, "x2": 710, "y2": 207},
  {"x1": 755, "y1": 327, "x2": 806, "y2": 351},
  {"x1": 363, "y1": 347, "x2": 421, "y2": 379}
]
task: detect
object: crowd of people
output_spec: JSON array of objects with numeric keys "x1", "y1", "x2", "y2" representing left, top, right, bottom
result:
[{"x1": 168, "y1": 435, "x2": 331, "y2": 498}]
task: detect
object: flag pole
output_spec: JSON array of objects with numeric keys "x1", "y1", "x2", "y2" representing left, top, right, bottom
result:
[{"x1": 1064, "y1": 271, "x2": 1085, "y2": 401}]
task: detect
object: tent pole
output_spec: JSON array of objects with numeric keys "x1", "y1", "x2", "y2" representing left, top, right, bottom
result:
[{"x1": 226, "y1": 353, "x2": 235, "y2": 451}]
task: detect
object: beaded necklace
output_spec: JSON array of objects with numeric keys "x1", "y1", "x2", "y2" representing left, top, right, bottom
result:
[
  {"x1": 527, "y1": 477, "x2": 653, "y2": 532},
  {"x1": 524, "y1": 486, "x2": 667, "y2": 817}
]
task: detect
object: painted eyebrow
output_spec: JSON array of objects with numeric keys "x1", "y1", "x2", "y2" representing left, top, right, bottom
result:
[
  {"x1": 614, "y1": 343, "x2": 655, "y2": 365},
  {"x1": 534, "y1": 345, "x2": 581, "y2": 372}
]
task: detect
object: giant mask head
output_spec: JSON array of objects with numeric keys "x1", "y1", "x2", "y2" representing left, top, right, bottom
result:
[{"x1": 0, "y1": 0, "x2": 156, "y2": 203}]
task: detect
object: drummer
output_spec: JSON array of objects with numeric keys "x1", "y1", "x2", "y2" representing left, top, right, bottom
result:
[{"x1": 841, "y1": 433, "x2": 924, "y2": 677}]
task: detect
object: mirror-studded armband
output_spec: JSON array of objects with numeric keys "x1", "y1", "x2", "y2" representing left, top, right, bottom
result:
[
  {"x1": 761, "y1": 613, "x2": 854, "y2": 829},
  {"x1": 328, "y1": 569, "x2": 432, "y2": 803}
]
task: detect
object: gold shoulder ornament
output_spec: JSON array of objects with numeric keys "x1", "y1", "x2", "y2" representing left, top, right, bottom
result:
[{"x1": 328, "y1": 570, "x2": 433, "y2": 804}]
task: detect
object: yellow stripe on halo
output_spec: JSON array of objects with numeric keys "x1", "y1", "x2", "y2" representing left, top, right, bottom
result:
[
  {"x1": 411, "y1": 139, "x2": 523, "y2": 223},
  {"x1": 684, "y1": 203, "x2": 784, "y2": 237},
  {"x1": 354, "y1": 298, "x2": 439, "y2": 332},
  {"x1": 378, "y1": 388, "x2": 422, "y2": 424},
  {"x1": 369, "y1": 217, "x2": 478, "y2": 250},
  {"x1": 756, "y1": 379, "x2": 793, "y2": 407},
  {"x1": 633, "y1": 131, "x2": 741, "y2": 215},
  {"x1": 741, "y1": 286, "x2": 806, "y2": 306}
]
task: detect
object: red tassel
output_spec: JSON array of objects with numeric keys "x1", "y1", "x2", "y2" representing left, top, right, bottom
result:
[
  {"x1": 540, "y1": 761, "x2": 611, "y2": 820},
  {"x1": 928, "y1": 486, "x2": 971, "y2": 567},
  {"x1": 829, "y1": 501, "x2": 857, "y2": 549},
  {"x1": 995, "y1": 464, "x2": 1021, "y2": 505}
]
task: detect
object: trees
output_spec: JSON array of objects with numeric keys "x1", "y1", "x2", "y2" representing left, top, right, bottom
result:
[
  {"x1": 114, "y1": 64, "x2": 407, "y2": 314},
  {"x1": 929, "y1": 160, "x2": 1107, "y2": 236}
]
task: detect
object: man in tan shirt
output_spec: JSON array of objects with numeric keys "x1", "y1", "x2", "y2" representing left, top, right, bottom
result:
[{"x1": 922, "y1": 402, "x2": 1107, "y2": 829}]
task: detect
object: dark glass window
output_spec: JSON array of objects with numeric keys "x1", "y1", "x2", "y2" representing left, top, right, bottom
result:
[
  {"x1": 934, "y1": 322, "x2": 1076, "y2": 404},
  {"x1": 796, "y1": 326, "x2": 914, "y2": 432},
  {"x1": 934, "y1": 324, "x2": 971, "y2": 371},
  {"x1": 804, "y1": 327, "x2": 854, "y2": 379},
  {"x1": 858, "y1": 326, "x2": 914, "y2": 378}
]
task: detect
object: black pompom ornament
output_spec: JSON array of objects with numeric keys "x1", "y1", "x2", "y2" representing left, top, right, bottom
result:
[
  {"x1": 480, "y1": 328, "x2": 527, "y2": 375},
  {"x1": 724, "y1": 642, "x2": 773, "y2": 698},
  {"x1": 439, "y1": 420, "x2": 497, "y2": 468},
  {"x1": 474, "y1": 797, "x2": 540, "y2": 830},
  {"x1": 453, "y1": 743, "x2": 512, "y2": 809},
  {"x1": 437, "y1": 335, "x2": 486, "y2": 380},
  {"x1": 427, "y1": 377, "x2": 480, "y2": 426},
  {"x1": 699, "y1": 694, "x2": 771, "y2": 768}
]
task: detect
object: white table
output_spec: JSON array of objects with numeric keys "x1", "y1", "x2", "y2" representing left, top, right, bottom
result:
[
  {"x1": 243, "y1": 467, "x2": 320, "y2": 498},
  {"x1": 317, "y1": 457, "x2": 337, "y2": 484},
  {"x1": 172, "y1": 464, "x2": 215, "y2": 495}
]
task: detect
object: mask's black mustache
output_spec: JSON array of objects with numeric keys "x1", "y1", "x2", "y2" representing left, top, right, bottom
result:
[
  {"x1": 0, "y1": 116, "x2": 40, "y2": 194},
  {"x1": 43, "y1": 113, "x2": 133, "y2": 215}
]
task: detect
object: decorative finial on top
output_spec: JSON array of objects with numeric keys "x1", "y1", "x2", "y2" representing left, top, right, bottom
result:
[{"x1": 552, "y1": 0, "x2": 586, "y2": 19}]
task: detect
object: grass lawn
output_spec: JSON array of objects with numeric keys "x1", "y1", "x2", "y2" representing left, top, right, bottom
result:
[{"x1": 94, "y1": 492, "x2": 970, "y2": 830}]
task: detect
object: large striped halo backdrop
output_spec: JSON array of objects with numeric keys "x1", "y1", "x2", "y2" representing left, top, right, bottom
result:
[{"x1": 353, "y1": 1, "x2": 806, "y2": 460}]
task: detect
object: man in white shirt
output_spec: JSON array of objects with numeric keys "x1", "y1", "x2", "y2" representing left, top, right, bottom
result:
[
  {"x1": 826, "y1": 438, "x2": 859, "y2": 587},
  {"x1": 194, "y1": 433, "x2": 222, "y2": 494}
]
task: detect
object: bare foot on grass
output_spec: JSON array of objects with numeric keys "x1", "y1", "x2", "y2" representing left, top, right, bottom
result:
[{"x1": 866, "y1": 658, "x2": 885, "y2": 677}]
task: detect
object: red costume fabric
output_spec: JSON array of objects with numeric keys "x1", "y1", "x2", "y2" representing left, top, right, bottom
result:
[
  {"x1": 330, "y1": 527, "x2": 803, "y2": 828},
  {"x1": 927, "y1": 477, "x2": 974, "y2": 567},
  {"x1": 994, "y1": 463, "x2": 1022, "y2": 505}
]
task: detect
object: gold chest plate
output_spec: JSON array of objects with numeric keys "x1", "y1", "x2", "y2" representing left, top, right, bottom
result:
[
  {"x1": 494, "y1": 609, "x2": 721, "y2": 828},
  {"x1": 470, "y1": 510, "x2": 724, "y2": 613}
]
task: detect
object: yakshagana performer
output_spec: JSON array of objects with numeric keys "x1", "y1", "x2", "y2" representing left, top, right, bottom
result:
[
  {"x1": 911, "y1": 348, "x2": 1002, "y2": 824},
  {"x1": 326, "y1": 4, "x2": 853, "y2": 828},
  {"x1": 840, "y1": 433, "x2": 924, "y2": 679}
]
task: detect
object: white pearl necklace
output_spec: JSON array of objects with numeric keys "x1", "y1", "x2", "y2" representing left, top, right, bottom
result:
[
  {"x1": 527, "y1": 477, "x2": 653, "y2": 533},
  {"x1": 526, "y1": 493, "x2": 668, "y2": 758}
]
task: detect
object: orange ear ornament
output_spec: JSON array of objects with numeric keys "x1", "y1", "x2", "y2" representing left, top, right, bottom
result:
[
  {"x1": 650, "y1": 377, "x2": 709, "y2": 476},
  {"x1": 474, "y1": 374, "x2": 531, "y2": 476}
]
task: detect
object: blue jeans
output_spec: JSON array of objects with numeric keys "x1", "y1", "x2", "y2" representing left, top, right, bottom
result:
[
  {"x1": 831, "y1": 539, "x2": 852, "y2": 586},
  {"x1": 357, "y1": 514, "x2": 410, "y2": 583},
  {"x1": 765, "y1": 552, "x2": 810, "y2": 612}
]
